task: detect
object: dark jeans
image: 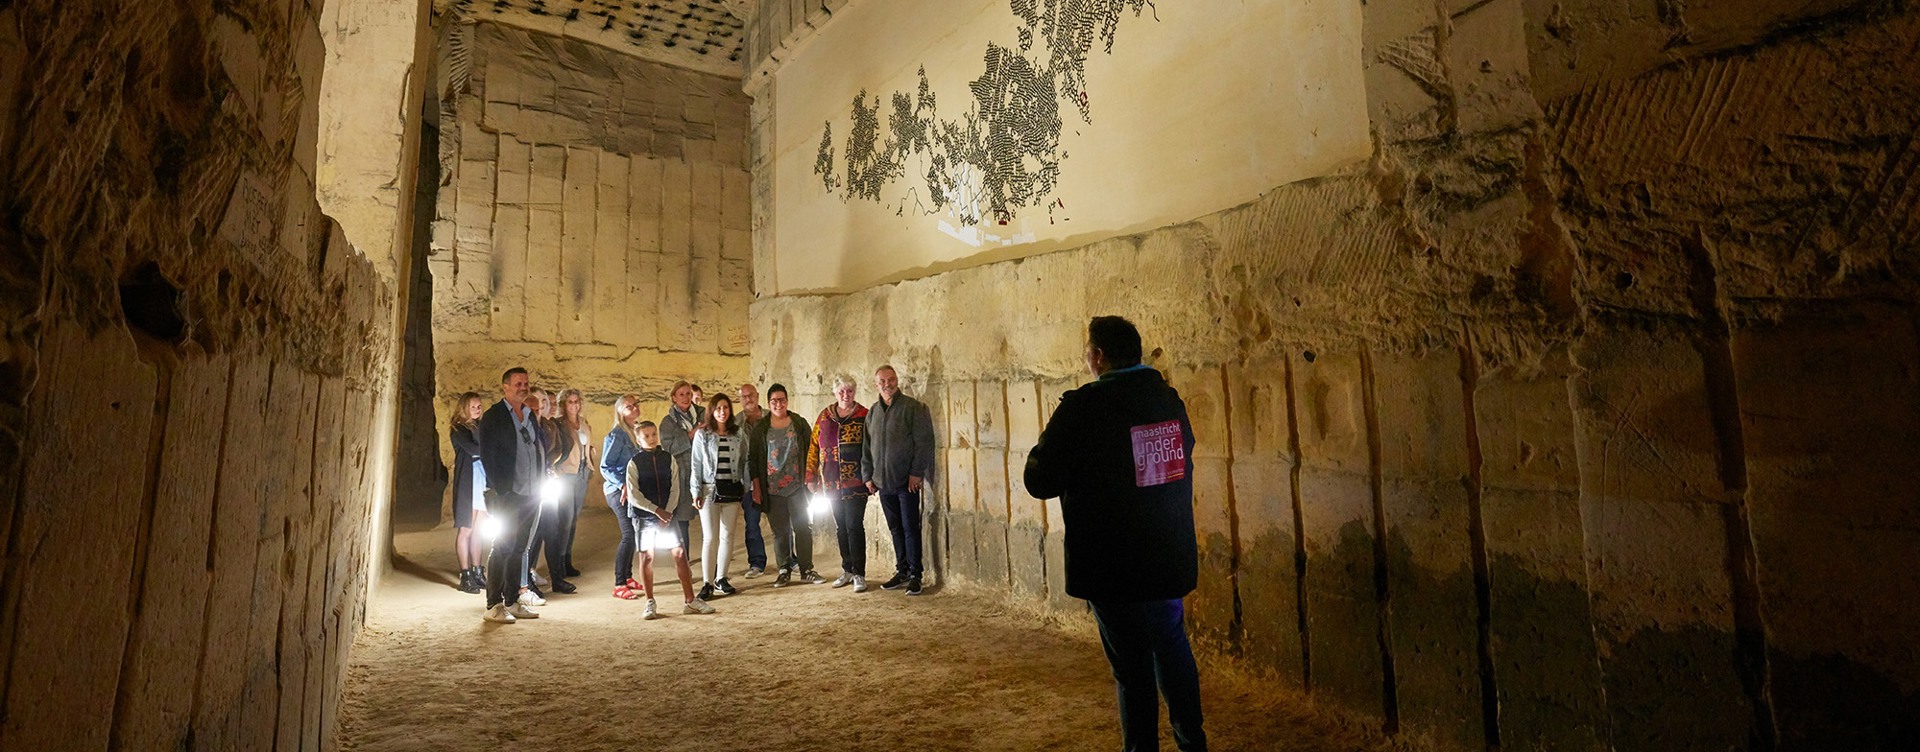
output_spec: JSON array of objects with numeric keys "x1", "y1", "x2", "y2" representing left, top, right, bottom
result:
[
  {"x1": 832, "y1": 493, "x2": 870, "y2": 576},
  {"x1": 485, "y1": 492, "x2": 540, "y2": 607},
  {"x1": 1088, "y1": 599, "x2": 1208, "y2": 752},
  {"x1": 610, "y1": 497, "x2": 636, "y2": 585},
  {"x1": 878, "y1": 488, "x2": 923, "y2": 578},
  {"x1": 558, "y1": 466, "x2": 587, "y2": 573},
  {"x1": 742, "y1": 486, "x2": 768, "y2": 570},
  {"x1": 528, "y1": 477, "x2": 571, "y2": 581},
  {"x1": 766, "y1": 490, "x2": 813, "y2": 572}
]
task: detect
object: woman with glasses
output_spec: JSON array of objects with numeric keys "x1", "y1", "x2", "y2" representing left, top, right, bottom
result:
[{"x1": 809, "y1": 374, "x2": 871, "y2": 590}]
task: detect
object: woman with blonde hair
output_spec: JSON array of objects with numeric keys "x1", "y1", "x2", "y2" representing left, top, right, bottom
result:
[
  {"x1": 537, "y1": 388, "x2": 593, "y2": 594},
  {"x1": 450, "y1": 391, "x2": 488, "y2": 594},
  {"x1": 600, "y1": 393, "x2": 647, "y2": 598}
]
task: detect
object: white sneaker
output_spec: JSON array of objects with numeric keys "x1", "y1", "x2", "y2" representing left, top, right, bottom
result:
[
  {"x1": 683, "y1": 598, "x2": 715, "y2": 615},
  {"x1": 830, "y1": 573, "x2": 854, "y2": 588},
  {"x1": 507, "y1": 602, "x2": 540, "y2": 619},
  {"x1": 852, "y1": 575, "x2": 869, "y2": 593},
  {"x1": 484, "y1": 604, "x2": 515, "y2": 623},
  {"x1": 642, "y1": 599, "x2": 660, "y2": 620},
  {"x1": 743, "y1": 566, "x2": 765, "y2": 579},
  {"x1": 520, "y1": 590, "x2": 547, "y2": 607},
  {"x1": 532, "y1": 571, "x2": 550, "y2": 587}
]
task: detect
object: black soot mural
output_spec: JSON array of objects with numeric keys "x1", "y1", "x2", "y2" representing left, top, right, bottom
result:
[{"x1": 813, "y1": 0, "x2": 1159, "y2": 227}]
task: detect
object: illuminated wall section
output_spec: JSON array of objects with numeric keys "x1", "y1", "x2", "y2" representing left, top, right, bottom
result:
[{"x1": 767, "y1": 0, "x2": 1368, "y2": 293}]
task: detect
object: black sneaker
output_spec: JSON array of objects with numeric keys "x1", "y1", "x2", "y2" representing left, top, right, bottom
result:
[
  {"x1": 457, "y1": 569, "x2": 482, "y2": 593},
  {"x1": 697, "y1": 583, "x2": 716, "y2": 601},
  {"x1": 714, "y1": 578, "x2": 738, "y2": 596},
  {"x1": 550, "y1": 579, "x2": 577, "y2": 595},
  {"x1": 565, "y1": 565, "x2": 582, "y2": 578},
  {"x1": 880, "y1": 573, "x2": 910, "y2": 590},
  {"x1": 906, "y1": 578, "x2": 924, "y2": 596},
  {"x1": 773, "y1": 569, "x2": 792, "y2": 587}
]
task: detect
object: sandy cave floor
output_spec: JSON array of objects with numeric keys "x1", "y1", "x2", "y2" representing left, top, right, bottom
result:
[{"x1": 340, "y1": 509, "x2": 1411, "y2": 751}]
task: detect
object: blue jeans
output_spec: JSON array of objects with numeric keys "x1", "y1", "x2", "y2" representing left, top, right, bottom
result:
[
  {"x1": 742, "y1": 486, "x2": 768, "y2": 570},
  {"x1": 610, "y1": 496, "x2": 637, "y2": 585},
  {"x1": 1089, "y1": 599, "x2": 1208, "y2": 752},
  {"x1": 878, "y1": 488, "x2": 923, "y2": 578}
]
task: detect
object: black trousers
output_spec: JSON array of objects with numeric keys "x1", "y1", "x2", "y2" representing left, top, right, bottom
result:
[
  {"x1": 527, "y1": 474, "x2": 580, "y2": 581},
  {"x1": 832, "y1": 493, "x2": 869, "y2": 576},
  {"x1": 878, "y1": 488, "x2": 923, "y2": 578},
  {"x1": 557, "y1": 467, "x2": 586, "y2": 574},
  {"x1": 1088, "y1": 598, "x2": 1208, "y2": 752},
  {"x1": 485, "y1": 491, "x2": 540, "y2": 608},
  {"x1": 610, "y1": 497, "x2": 636, "y2": 585}
]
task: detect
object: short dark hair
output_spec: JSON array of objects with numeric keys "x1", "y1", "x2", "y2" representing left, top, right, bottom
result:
[
  {"x1": 636, "y1": 420, "x2": 657, "y2": 430},
  {"x1": 502, "y1": 367, "x2": 528, "y2": 383},
  {"x1": 1088, "y1": 316, "x2": 1143, "y2": 368},
  {"x1": 767, "y1": 383, "x2": 788, "y2": 398}
]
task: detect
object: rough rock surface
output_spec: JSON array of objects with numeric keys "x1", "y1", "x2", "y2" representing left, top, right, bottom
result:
[
  {"x1": 0, "y1": 0, "x2": 405, "y2": 748},
  {"x1": 745, "y1": 0, "x2": 1920, "y2": 748},
  {"x1": 425, "y1": 21, "x2": 753, "y2": 519}
]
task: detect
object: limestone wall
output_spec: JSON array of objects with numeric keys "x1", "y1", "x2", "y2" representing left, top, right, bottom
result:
[
  {"x1": 747, "y1": 0, "x2": 1920, "y2": 749},
  {"x1": 0, "y1": 0, "x2": 404, "y2": 748},
  {"x1": 427, "y1": 21, "x2": 753, "y2": 510}
]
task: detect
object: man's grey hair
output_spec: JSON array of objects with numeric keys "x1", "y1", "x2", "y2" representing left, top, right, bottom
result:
[
  {"x1": 831, "y1": 373, "x2": 859, "y2": 391},
  {"x1": 875, "y1": 364, "x2": 896, "y2": 375}
]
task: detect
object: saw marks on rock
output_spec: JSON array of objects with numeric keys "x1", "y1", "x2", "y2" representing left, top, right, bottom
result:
[
  {"x1": 430, "y1": 20, "x2": 753, "y2": 497},
  {"x1": 1550, "y1": 9, "x2": 1920, "y2": 313},
  {"x1": 743, "y1": 1, "x2": 1920, "y2": 748},
  {"x1": 2, "y1": 1, "x2": 401, "y2": 748}
]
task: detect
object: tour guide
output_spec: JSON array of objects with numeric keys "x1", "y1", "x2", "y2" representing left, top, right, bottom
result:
[{"x1": 1024, "y1": 316, "x2": 1207, "y2": 752}]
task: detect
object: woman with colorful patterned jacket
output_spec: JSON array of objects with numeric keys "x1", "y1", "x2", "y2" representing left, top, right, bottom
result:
[{"x1": 808, "y1": 373, "x2": 872, "y2": 587}]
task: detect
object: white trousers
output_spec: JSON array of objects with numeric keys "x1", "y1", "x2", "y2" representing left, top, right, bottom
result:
[{"x1": 698, "y1": 501, "x2": 741, "y2": 585}]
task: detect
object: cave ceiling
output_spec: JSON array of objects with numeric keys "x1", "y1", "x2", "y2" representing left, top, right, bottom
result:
[{"x1": 434, "y1": 0, "x2": 748, "y2": 78}]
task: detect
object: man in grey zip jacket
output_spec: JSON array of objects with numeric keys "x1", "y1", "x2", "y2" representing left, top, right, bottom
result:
[{"x1": 860, "y1": 365, "x2": 937, "y2": 593}]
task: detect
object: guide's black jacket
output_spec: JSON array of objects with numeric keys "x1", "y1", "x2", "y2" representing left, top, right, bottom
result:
[{"x1": 1023, "y1": 365, "x2": 1199, "y2": 603}]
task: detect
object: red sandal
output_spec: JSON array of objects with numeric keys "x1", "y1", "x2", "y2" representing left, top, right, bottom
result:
[
  {"x1": 612, "y1": 585, "x2": 641, "y2": 600},
  {"x1": 625, "y1": 578, "x2": 642, "y2": 591}
]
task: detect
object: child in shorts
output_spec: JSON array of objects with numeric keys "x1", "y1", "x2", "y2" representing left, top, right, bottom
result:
[{"x1": 626, "y1": 420, "x2": 713, "y2": 617}]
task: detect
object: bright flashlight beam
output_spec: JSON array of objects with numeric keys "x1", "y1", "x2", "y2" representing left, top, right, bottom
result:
[
  {"x1": 644, "y1": 527, "x2": 680, "y2": 551},
  {"x1": 809, "y1": 493, "x2": 831, "y2": 519},
  {"x1": 540, "y1": 477, "x2": 562, "y2": 507},
  {"x1": 479, "y1": 516, "x2": 502, "y2": 541}
]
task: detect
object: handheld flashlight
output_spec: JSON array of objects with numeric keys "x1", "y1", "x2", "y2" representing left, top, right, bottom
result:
[
  {"x1": 540, "y1": 477, "x2": 562, "y2": 507},
  {"x1": 479, "y1": 516, "x2": 502, "y2": 541},
  {"x1": 646, "y1": 527, "x2": 680, "y2": 551}
]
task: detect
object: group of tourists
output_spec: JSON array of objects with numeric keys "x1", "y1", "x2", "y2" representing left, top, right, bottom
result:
[
  {"x1": 444, "y1": 315, "x2": 1205, "y2": 750},
  {"x1": 446, "y1": 384, "x2": 592, "y2": 605},
  {"x1": 446, "y1": 365, "x2": 937, "y2": 624}
]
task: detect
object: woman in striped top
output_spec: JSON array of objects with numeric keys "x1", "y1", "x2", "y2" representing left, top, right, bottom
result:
[{"x1": 691, "y1": 393, "x2": 750, "y2": 601}]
